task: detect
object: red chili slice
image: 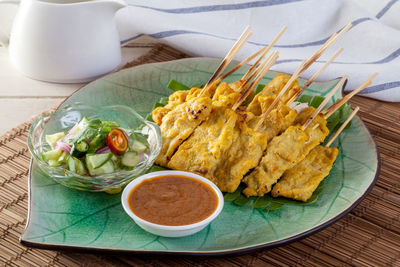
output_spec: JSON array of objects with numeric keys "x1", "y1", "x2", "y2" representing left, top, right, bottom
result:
[{"x1": 106, "y1": 129, "x2": 128, "y2": 155}]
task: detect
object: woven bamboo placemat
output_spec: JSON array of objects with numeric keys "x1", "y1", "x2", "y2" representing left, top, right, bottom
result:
[{"x1": 1, "y1": 44, "x2": 399, "y2": 266}]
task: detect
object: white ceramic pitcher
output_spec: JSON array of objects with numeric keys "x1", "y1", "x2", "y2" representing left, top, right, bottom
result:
[{"x1": 0, "y1": 0, "x2": 126, "y2": 83}]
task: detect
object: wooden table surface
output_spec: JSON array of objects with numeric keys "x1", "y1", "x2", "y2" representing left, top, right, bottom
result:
[{"x1": 0, "y1": 40, "x2": 155, "y2": 135}]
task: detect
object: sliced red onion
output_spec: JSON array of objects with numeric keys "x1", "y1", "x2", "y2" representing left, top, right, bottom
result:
[
  {"x1": 119, "y1": 128, "x2": 132, "y2": 147},
  {"x1": 56, "y1": 141, "x2": 71, "y2": 154},
  {"x1": 95, "y1": 146, "x2": 110, "y2": 154},
  {"x1": 85, "y1": 138, "x2": 92, "y2": 144}
]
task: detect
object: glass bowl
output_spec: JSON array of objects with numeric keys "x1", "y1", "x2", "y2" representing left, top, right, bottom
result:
[{"x1": 27, "y1": 103, "x2": 161, "y2": 192}]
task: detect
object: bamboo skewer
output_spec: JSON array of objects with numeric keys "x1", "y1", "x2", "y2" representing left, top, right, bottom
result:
[
  {"x1": 232, "y1": 51, "x2": 280, "y2": 110},
  {"x1": 323, "y1": 72, "x2": 378, "y2": 118},
  {"x1": 254, "y1": 24, "x2": 352, "y2": 130},
  {"x1": 242, "y1": 26, "x2": 287, "y2": 80},
  {"x1": 218, "y1": 47, "x2": 265, "y2": 82},
  {"x1": 301, "y1": 75, "x2": 348, "y2": 130},
  {"x1": 325, "y1": 107, "x2": 360, "y2": 147},
  {"x1": 298, "y1": 23, "x2": 351, "y2": 73},
  {"x1": 286, "y1": 47, "x2": 344, "y2": 106},
  {"x1": 292, "y1": 23, "x2": 351, "y2": 80},
  {"x1": 200, "y1": 26, "x2": 252, "y2": 96},
  {"x1": 311, "y1": 124, "x2": 319, "y2": 130}
]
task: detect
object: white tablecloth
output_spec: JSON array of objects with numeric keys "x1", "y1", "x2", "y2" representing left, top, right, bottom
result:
[{"x1": 116, "y1": 0, "x2": 400, "y2": 102}]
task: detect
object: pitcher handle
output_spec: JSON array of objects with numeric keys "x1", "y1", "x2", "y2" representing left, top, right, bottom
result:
[{"x1": 0, "y1": 0, "x2": 20, "y2": 47}]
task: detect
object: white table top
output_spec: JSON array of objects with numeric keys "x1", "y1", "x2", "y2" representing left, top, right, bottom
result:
[{"x1": 0, "y1": 40, "x2": 156, "y2": 135}]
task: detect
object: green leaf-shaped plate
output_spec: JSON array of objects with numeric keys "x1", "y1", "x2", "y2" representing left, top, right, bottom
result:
[{"x1": 21, "y1": 58, "x2": 379, "y2": 255}]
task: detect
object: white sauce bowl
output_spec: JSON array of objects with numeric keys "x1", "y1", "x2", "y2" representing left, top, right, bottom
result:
[{"x1": 121, "y1": 170, "x2": 224, "y2": 237}]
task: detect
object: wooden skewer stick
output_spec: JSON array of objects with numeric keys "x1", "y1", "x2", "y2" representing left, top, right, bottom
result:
[
  {"x1": 233, "y1": 51, "x2": 279, "y2": 110},
  {"x1": 311, "y1": 124, "x2": 319, "y2": 130},
  {"x1": 242, "y1": 26, "x2": 287, "y2": 80},
  {"x1": 254, "y1": 24, "x2": 352, "y2": 130},
  {"x1": 302, "y1": 23, "x2": 351, "y2": 71},
  {"x1": 227, "y1": 54, "x2": 268, "y2": 98},
  {"x1": 323, "y1": 72, "x2": 378, "y2": 118},
  {"x1": 218, "y1": 47, "x2": 265, "y2": 82},
  {"x1": 295, "y1": 23, "x2": 352, "y2": 79},
  {"x1": 286, "y1": 47, "x2": 344, "y2": 106},
  {"x1": 240, "y1": 46, "x2": 270, "y2": 80},
  {"x1": 301, "y1": 75, "x2": 348, "y2": 131},
  {"x1": 200, "y1": 26, "x2": 252, "y2": 96},
  {"x1": 254, "y1": 59, "x2": 306, "y2": 131},
  {"x1": 325, "y1": 106, "x2": 360, "y2": 147}
]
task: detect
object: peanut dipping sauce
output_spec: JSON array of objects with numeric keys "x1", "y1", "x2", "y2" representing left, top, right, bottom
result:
[{"x1": 128, "y1": 175, "x2": 218, "y2": 226}]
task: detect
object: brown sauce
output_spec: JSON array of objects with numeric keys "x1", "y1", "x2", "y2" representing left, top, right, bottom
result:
[{"x1": 128, "y1": 175, "x2": 218, "y2": 226}]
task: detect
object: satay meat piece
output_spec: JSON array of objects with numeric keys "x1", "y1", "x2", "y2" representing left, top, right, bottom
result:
[
  {"x1": 242, "y1": 107, "x2": 330, "y2": 197},
  {"x1": 245, "y1": 96, "x2": 298, "y2": 142},
  {"x1": 155, "y1": 96, "x2": 212, "y2": 167},
  {"x1": 152, "y1": 90, "x2": 190, "y2": 125},
  {"x1": 213, "y1": 116, "x2": 268, "y2": 192},
  {"x1": 247, "y1": 73, "x2": 300, "y2": 116},
  {"x1": 271, "y1": 145, "x2": 339, "y2": 202},
  {"x1": 168, "y1": 104, "x2": 268, "y2": 193},
  {"x1": 167, "y1": 106, "x2": 239, "y2": 185},
  {"x1": 152, "y1": 81, "x2": 220, "y2": 126}
]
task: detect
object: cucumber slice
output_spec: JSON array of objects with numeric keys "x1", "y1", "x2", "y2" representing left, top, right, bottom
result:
[
  {"x1": 74, "y1": 158, "x2": 87, "y2": 176},
  {"x1": 45, "y1": 132, "x2": 65, "y2": 148},
  {"x1": 121, "y1": 152, "x2": 141, "y2": 168},
  {"x1": 58, "y1": 151, "x2": 68, "y2": 163},
  {"x1": 131, "y1": 140, "x2": 147, "y2": 153},
  {"x1": 87, "y1": 160, "x2": 115, "y2": 176},
  {"x1": 86, "y1": 153, "x2": 112, "y2": 169},
  {"x1": 42, "y1": 148, "x2": 63, "y2": 162},
  {"x1": 66, "y1": 156, "x2": 76, "y2": 172},
  {"x1": 48, "y1": 159, "x2": 62, "y2": 167},
  {"x1": 66, "y1": 156, "x2": 87, "y2": 175}
]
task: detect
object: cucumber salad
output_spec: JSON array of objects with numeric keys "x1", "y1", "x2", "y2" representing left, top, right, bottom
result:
[{"x1": 41, "y1": 117, "x2": 149, "y2": 176}]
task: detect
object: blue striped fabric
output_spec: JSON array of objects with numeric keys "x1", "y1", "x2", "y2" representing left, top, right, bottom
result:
[{"x1": 117, "y1": 0, "x2": 400, "y2": 101}]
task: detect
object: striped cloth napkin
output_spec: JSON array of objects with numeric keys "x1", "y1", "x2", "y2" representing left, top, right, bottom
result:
[{"x1": 117, "y1": 0, "x2": 400, "y2": 102}]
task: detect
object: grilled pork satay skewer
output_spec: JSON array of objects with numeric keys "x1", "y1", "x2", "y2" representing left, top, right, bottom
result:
[
  {"x1": 154, "y1": 28, "x2": 254, "y2": 167},
  {"x1": 323, "y1": 73, "x2": 378, "y2": 118},
  {"x1": 254, "y1": 23, "x2": 352, "y2": 131},
  {"x1": 242, "y1": 83, "x2": 344, "y2": 197},
  {"x1": 301, "y1": 75, "x2": 348, "y2": 130},
  {"x1": 168, "y1": 62, "x2": 274, "y2": 192},
  {"x1": 286, "y1": 47, "x2": 344, "y2": 106},
  {"x1": 200, "y1": 26, "x2": 252, "y2": 97},
  {"x1": 167, "y1": 54, "x2": 279, "y2": 192},
  {"x1": 272, "y1": 107, "x2": 359, "y2": 202}
]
